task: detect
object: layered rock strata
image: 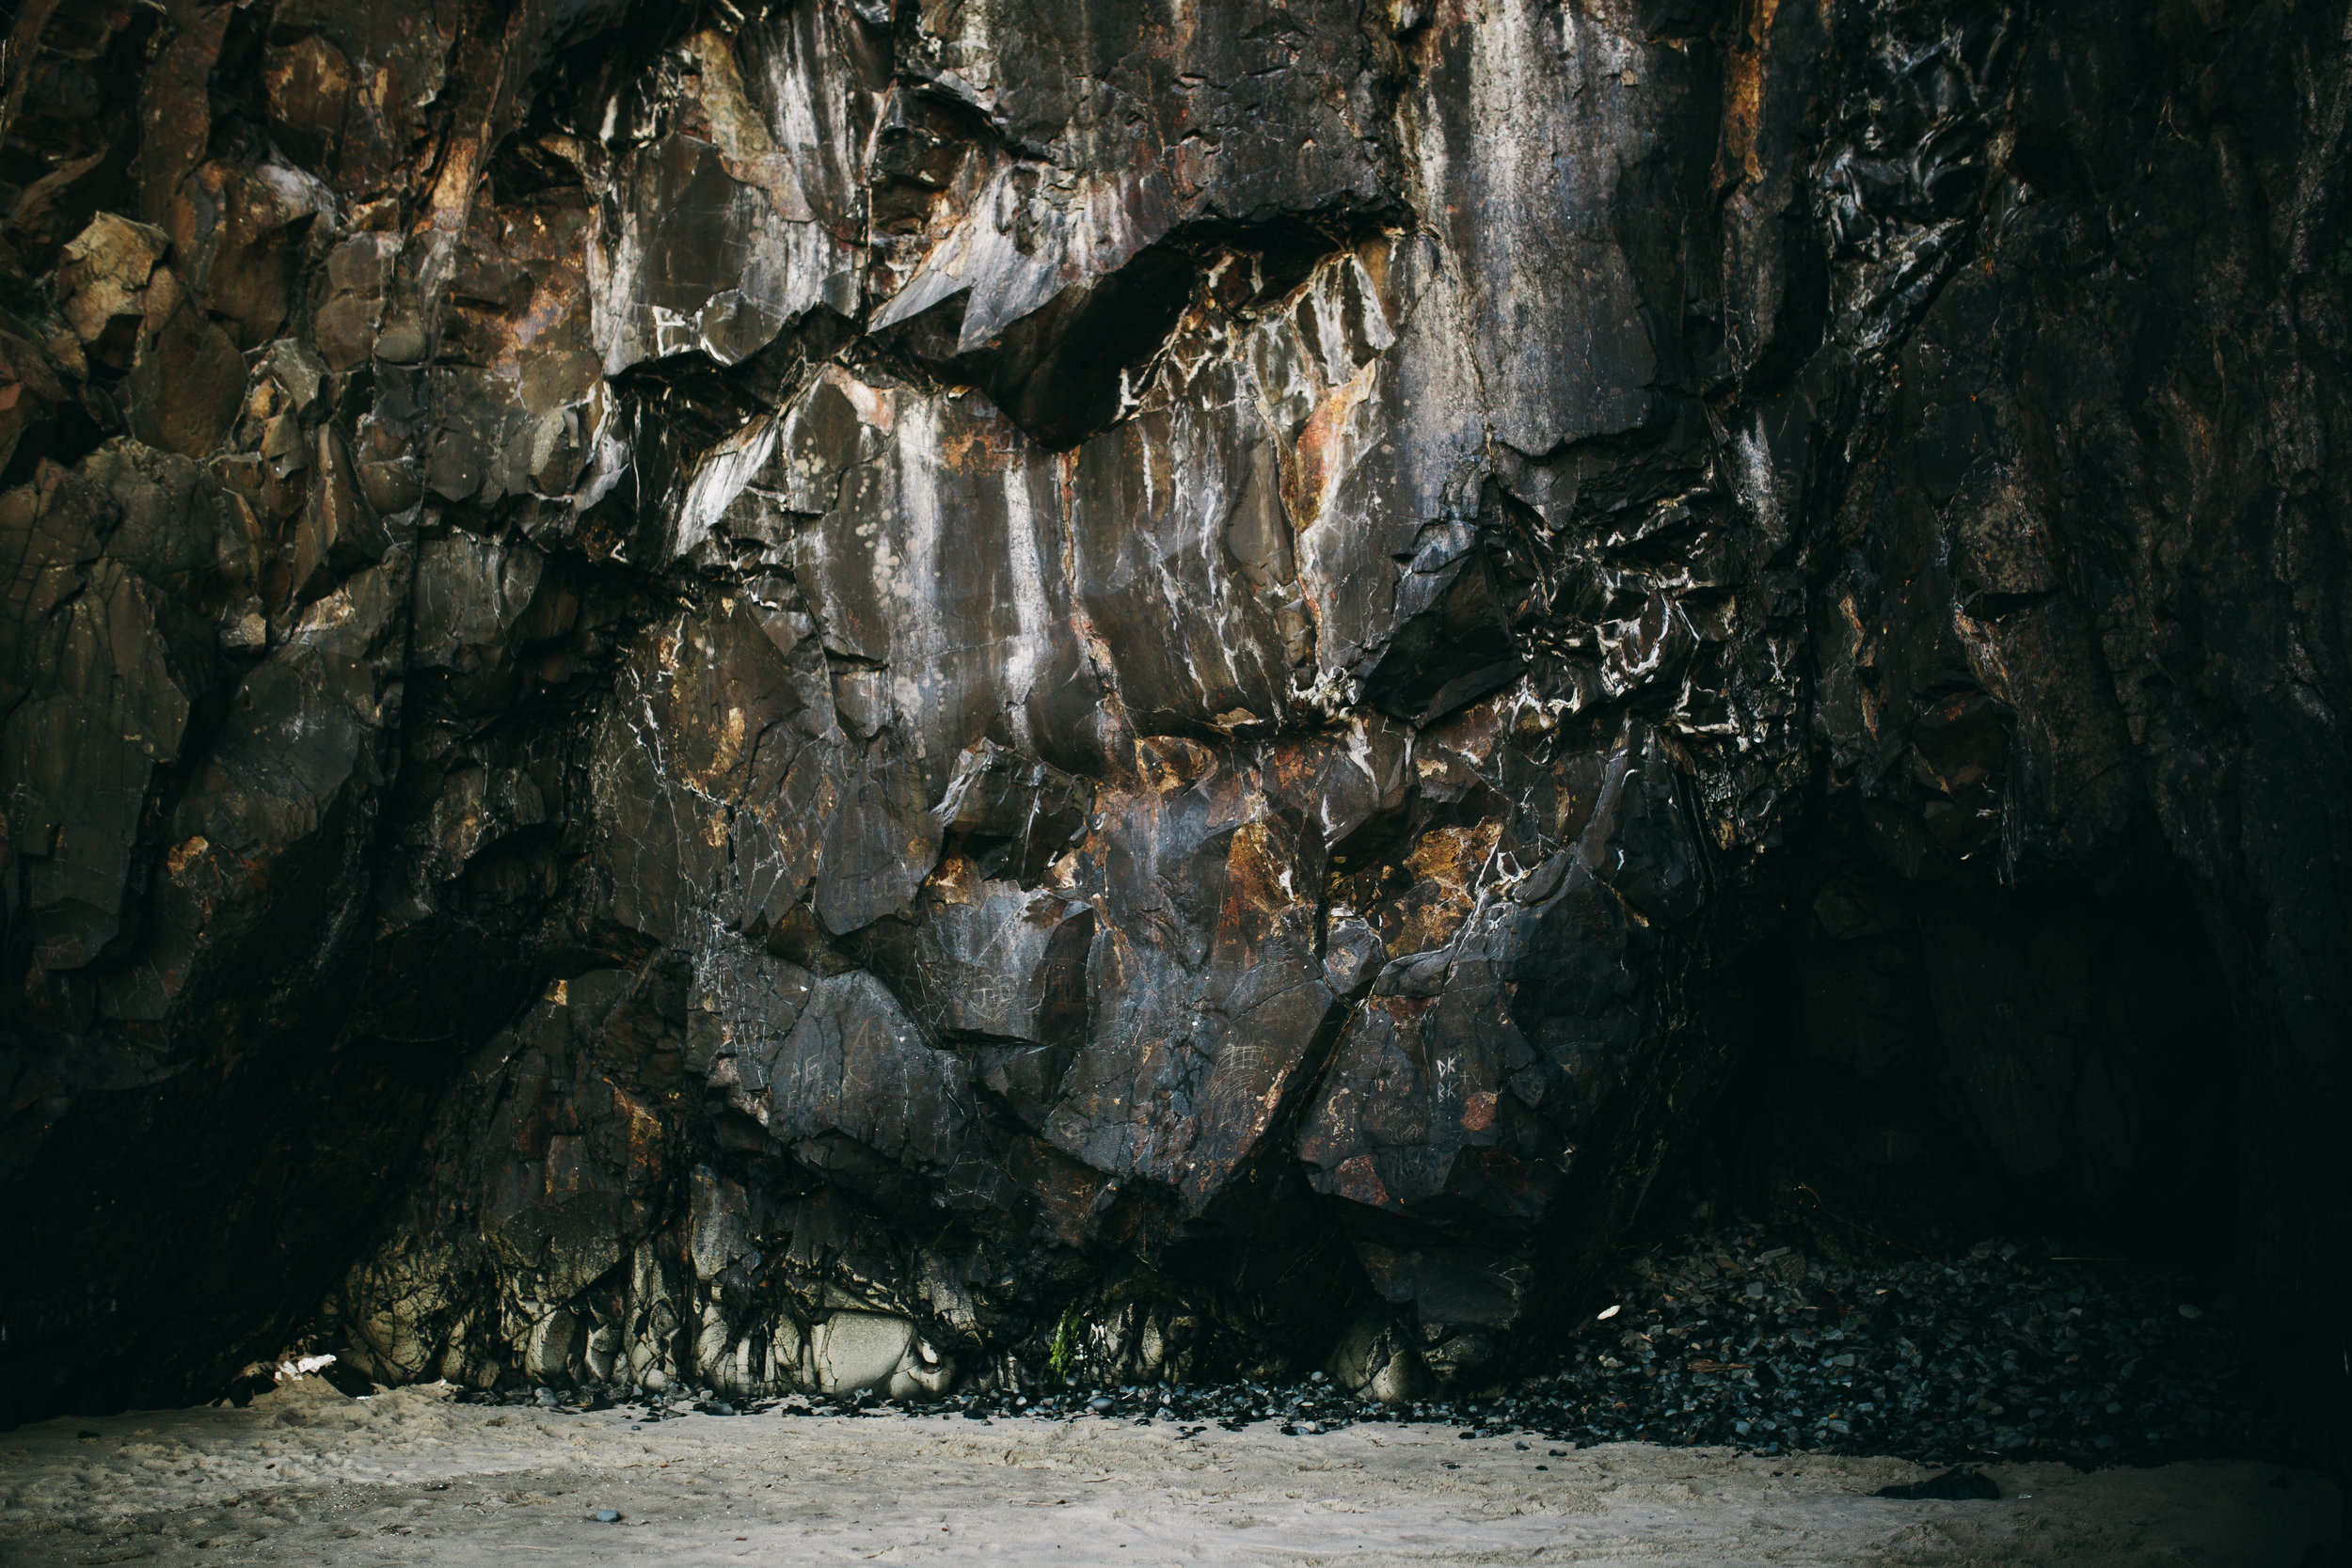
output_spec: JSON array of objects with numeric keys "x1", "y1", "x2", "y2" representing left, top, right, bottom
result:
[{"x1": 0, "y1": 0, "x2": 2344, "y2": 1440}]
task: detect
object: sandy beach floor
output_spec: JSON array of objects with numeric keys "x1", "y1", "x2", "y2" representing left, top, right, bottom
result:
[{"x1": 0, "y1": 1377, "x2": 2334, "y2": 1566}]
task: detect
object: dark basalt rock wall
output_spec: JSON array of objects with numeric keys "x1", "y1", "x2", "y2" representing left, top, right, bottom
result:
[{"x1": 1, "y1": 0, "x2": 2344, "y2": 1441}]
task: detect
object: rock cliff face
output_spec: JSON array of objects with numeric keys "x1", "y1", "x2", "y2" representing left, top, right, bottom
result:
[{"x1": 1, "y1": 0, "x2": 2344, "y2": 1434}]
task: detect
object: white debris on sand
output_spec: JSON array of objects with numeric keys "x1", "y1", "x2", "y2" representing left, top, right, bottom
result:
[{"x1": 0, "y1": 1375, "x2": 2332, "y2": 1566}]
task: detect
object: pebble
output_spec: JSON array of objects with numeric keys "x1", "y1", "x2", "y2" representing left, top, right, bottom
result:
[
  {"x1": 499, "y1": 1228, "x2": 2296, "y2": 1474},
  {"x1": 1875, "y1": 1468, "x2": 2001, "y2": 1500},
  {"x1": 1478, "y1": 1227, "x2": 2282, "y2": 1467}
]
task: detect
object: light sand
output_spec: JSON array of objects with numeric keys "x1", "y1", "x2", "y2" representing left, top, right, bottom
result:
[{"x1": 0, "y1": 1377, "x2": 2334, "y2": 1566}]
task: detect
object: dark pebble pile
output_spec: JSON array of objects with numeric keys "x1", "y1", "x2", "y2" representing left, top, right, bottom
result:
[
  {"x1": 1499, "y1": 1228, "x2": 2280, "y2": 1466},
  {"x1": 457, "y1": 1230, "x2": 2284, "y2": 1468}
]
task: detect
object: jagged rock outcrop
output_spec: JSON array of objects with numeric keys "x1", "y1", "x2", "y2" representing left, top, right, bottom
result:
[{"x1": 1, "y1": 0, "x2": 2344, "y2": 1444}]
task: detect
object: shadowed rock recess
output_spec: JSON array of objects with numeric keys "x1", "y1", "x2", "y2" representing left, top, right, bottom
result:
[{"x1": 1, "y1": 0, "x2": 2344, "y2": 1448}]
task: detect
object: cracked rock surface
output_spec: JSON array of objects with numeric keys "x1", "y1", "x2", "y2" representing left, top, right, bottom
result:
[{"x1": 1, "y1": 0, "x2": 2345, "y2": 1448}]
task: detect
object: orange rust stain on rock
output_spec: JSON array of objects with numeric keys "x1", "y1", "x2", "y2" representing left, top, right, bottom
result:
[
  {"x1": 1223, "y1": 819, "x2": 1294, "y2": 915},
  {"x1": 1721, "y1": 0, "x2": 1781, "y2": 186},
  {"x1": 1136, "y1": 735, "x2": 1218, "y2": 794},
  {"x1": 926, "y1": 847, "x2": 982, "y2": 906},
  {"x1": 165, "y1": 834, "x2": 209, "y2": 879},
  {"x1": 1376, "y1": 818, "x2": 1502, "y2": 954},
  {"x1": 824, "y1": 368, "x2": 897, "y2": 433},
  {"x1": 1281, "y1": 356, "x2": 1378, "y2": 531},
  {"x1": 1264, "y1": 741, "x2": 1320, "y2": 799},
  {"x1": 1353, "y1": 232, "x2": 1393, "y2": 302},
  {"x1": 1404, "y1": 820, "x2": 1499, "y2": 889},
  {"x1": 936, "y1": 419, "x2": 1016, "y2": 475},
  {"x1": 611, "y1": 1083, "x2": 665, "y2": 1177},
  {"x1": 1334, "y1": 1153, "x2": 1393, "y2": 1210}
]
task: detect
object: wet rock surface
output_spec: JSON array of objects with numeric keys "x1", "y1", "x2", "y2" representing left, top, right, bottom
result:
[
  {"x1": 531, "y1": 1226, "x2": 2278, "y2": 1474},
  {"x1": 0, "y1": 0, "x2": 2344, "y2": 1486}
]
